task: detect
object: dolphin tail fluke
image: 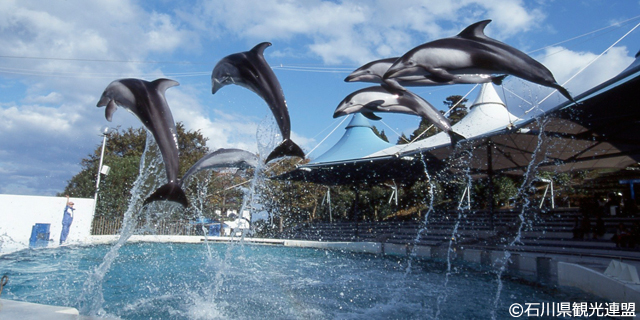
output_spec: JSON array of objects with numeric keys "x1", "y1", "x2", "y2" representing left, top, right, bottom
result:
[
  {"x1": 144, "y1": 182, "x2": 188, "y2": 208},
  {"x1": 448, "y1": 131, "x2": 466, "y2": 147},
  {"x1": 266, "y1": 139, "x2": 305, "y2": 163}
]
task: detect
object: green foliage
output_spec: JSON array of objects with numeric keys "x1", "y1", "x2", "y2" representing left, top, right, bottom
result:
[
  {"x1": 472, "y1": 175, "x2": 519, "y2": 208},
  {"x1": 258, "y1": 158, "x2": 321, "y2": 228},
  {"x1": 59, "y1": 123, "x2": 209, "y2": 219},
  {"x1": 443, "y1": 95, "x2": 468, "y2": 124},
  {"x1": 371, "y1": 126, "x2": 389, "y2": 143}
]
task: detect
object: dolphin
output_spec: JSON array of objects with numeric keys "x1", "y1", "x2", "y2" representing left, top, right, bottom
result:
[
  {"x1": 345, "y1": 57, "x2": 506, "y2": 92},
  {"x1": 181, "y1": 148, "x2": 259, "y2": 184},
  {"x1": 334, "y1": 86, "x2": 465, "y2": 145},
  {"x1": 96, "y1": 78, "x2": 188, "y2": 208},
  {"x1": 384, "y1": 20, "x2": 576, "y2": 103},
  {"x1": 211, "y1": 42, "x2": 305, "y2": 163}
]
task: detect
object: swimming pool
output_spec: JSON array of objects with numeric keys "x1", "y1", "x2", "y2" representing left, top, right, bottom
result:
[{"x1": 0, "y1": 242, "x2": 597, "y2": 319}]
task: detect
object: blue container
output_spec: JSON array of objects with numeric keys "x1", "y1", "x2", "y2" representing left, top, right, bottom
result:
[
  {"x1": 29, "y1": 223, "x2": 51, "y2": 248},
  {"x1": 208, "y1": 223, "x2": 221, "y2": 236}
]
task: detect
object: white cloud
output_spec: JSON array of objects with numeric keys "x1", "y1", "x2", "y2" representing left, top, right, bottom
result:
[
  {"x1": 0, "y1": 0, "x2": 634, "y2": 196},
  {"x1": 0, "y1": 0, "x2": 200, "y2": 195},
  {"x1": 22, "y1": 92, "x2": 63, "y2": 104},
  {"x1": 191, "y1": 0, "x2": 544, "y2": 64},
  {"x1": 538, "y1": 46, "x2": 634, "y2": 94},
  {"x1": 498, "y1": 45, "x2": 636, "y2": 116}
]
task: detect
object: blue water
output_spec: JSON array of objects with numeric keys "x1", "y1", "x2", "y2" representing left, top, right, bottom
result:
[{"x1": 0, "y1": 242, "x2": 598, "y2": 319}]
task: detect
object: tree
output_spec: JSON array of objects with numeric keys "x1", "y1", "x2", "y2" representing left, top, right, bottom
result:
[
  {"x1": 443, "y1": 95, "x2": 468, "y2": 124},
  {"x1": 371, "y1": 126, "x2": 389, "y2": 142},
  {"x1": 257, "y1": 158, "x2": 321, "y2": 235},
  {"x1": 59, "y1": 123, "x2": 210, "y2": 219},
  {"x1": 397, "y1": 133, "x2": 410, "y2": 144}
]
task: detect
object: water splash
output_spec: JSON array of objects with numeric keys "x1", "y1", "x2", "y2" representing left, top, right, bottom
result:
[
  {"x1": 489, "y1": 116, "x2": 551, "y2": 320},
  {"x1": 78, "y1": 131, "x2": 165, "y2": 316},
  {"x1": 434, "y1": 149, "x2": 473, "y2": 319},
  {"x1": 409, "y1": 154, "x2": 436, "y2": 260},
  {"x1": 185, "y1": 170, "x2": 216, "y2": 258},
  {"x1": 179, "y1": 115, "x2": 275, "y2": 316}
]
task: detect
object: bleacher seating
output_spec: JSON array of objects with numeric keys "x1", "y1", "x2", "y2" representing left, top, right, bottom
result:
[{"x1": 287, "y1": 208, "x2": 640, "y2": 260}]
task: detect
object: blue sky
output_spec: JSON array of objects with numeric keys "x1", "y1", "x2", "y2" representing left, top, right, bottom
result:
[{"x1": 0, "y1": 0, "x2": 639, "y2": 196}]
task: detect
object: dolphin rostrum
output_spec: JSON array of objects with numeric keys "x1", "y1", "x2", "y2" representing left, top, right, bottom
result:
[
  {"x1": 384, "y1": 20, "x2": 576, "y2": 103},
  {"x1": 181, "y1": 148, "x2": 259, "y2": 184},
  {"x1": 345, "y1": 57, "x2": 506, "y2": 92},
  {"x1": 211, "y1": 42, "x2": 305, "y2": 163},
  {"x1": 334, "y1": 86, "x2": 465, "y2": 145},
  {"x1": 96, "y1": 78, "x2": 188, "y2": 208}
]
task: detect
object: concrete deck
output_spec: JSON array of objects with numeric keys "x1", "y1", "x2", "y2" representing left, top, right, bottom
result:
[{"x1": 0, "y1": 299, "x2": 118, "y2": 320}]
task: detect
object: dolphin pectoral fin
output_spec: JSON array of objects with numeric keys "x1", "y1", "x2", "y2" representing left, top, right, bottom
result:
[
  {"x1": 381, "y1": 79, "x2": 407, "y2": 94},
  {"x1": 362, "y1": 112, "x2": 382, "y2": 121},
  {"x1": 448, "y1": 131, "x2": 466, "y2": 147},
  {"x1": 364, "y1": 100, "x2": 385, "y2": 109},
  {"x1": 266, "y1": 139, "x2": 305, "y2": 163},
  {"x1": 143, "y1": 182, "x2": 188, "y2": 208},
  {"x1": 492, "y1": 75, "x2": 508, "y2": 86},
  {"x1": 105, "y1": 99, "x2": 118, "y2": 122},
  {"x1": 424, "y1": 68, "x2": 456, "y2": 83}
]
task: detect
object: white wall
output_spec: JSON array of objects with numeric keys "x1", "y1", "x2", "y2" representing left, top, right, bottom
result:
[{"x1": 0, "y1": 194, "x2": 95, "y2": 255}]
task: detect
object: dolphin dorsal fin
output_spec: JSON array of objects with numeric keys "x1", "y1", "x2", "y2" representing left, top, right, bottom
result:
[
  {"x1": 152, "y1": 78, "x2": 180, "y2": 94},
  {"x1": 457, "y1": 20, "x2": 491, "y2": 39},
  {"x1": 251, "y1": 42, "x2": 273, "y2": 56}
]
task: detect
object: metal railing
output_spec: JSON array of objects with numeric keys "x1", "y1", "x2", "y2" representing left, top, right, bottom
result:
[{"x1": 91, "y1": 216, "x2": 203, "y2": 236}]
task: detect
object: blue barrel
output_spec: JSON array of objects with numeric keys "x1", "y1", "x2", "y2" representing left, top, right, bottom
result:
[
  {"x1": 29, "y1": 223, "x2": 51, "y2": 248},
  {"x1": 208, "y1": 223, "x2": 221, "y2": 236}
]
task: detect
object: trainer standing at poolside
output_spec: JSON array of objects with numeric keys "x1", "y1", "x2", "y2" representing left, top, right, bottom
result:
[{"x1": 60, "y1": 195, "x2": 75, "y2": 244}]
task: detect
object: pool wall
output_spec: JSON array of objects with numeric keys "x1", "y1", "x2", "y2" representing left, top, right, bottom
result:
[
  {"x1": 0, "y1": 194, "x2": 95, "y2": 255},
  {"x1": 89, "y1": 234, "x2": 640, "y2": 307}
]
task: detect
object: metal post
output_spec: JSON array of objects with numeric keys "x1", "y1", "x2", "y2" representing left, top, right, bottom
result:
[
  {"x1": 92, "y1": 127, "x2": 109, "y2": 218},
  {"x1": 327, "y1": 187, "x2": 332, "y2": 223},
  {"x1": 550, "y1": 179, "x2": 555, "y2": 209},
  {"x1": 458, "y1": 186, "x2": 470, "y2": 210},
  {"x1": 539, "y1": 184, "x2": 549, "y2": 209},
  {"x1": 353, "y1": 187, "x2": 359, "y2": 240},
  {"x1": 487, "y1": 141, "x2": 495, "y2": 230}
]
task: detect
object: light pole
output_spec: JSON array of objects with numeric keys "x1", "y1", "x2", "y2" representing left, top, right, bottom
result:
[{"x1": 92, "y1": 126, "x2": 110, "y2": 218}]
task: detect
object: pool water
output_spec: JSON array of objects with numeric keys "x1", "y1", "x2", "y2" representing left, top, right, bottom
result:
[{"x1": 0, "y1": 242, "x2": 597, "y2": 319}]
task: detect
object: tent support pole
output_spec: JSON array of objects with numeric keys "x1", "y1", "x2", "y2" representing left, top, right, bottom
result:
[
  {"x1": 353, "y1": 186, "x2": 360, "y2": 240},
  {"x1": 327, "y1": 187, "x2": 332, "y2": 223},
  {"x1": 487, "y1": 141, "x2": 495, "y2": 231}
]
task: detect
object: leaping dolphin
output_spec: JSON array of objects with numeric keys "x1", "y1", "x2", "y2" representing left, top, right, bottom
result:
[
  {"x1": 334, "y1": 86, "x2": 465, "y2": 145},
  {"x1": 345, "y1": 57, "x2": 506, "y2": 92},
  {"x1": 96, "y1": 78, "x2": 188, "y2": 208},
  {"x1": 384, "y1": 20, "x2": 576, "y2": 103},
  {"x1": 181, "y1": 148, "x2": 259, "y2": 184},
  {"x1": 211, "y1": 42, "x2": 305, "y2": 163}
]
